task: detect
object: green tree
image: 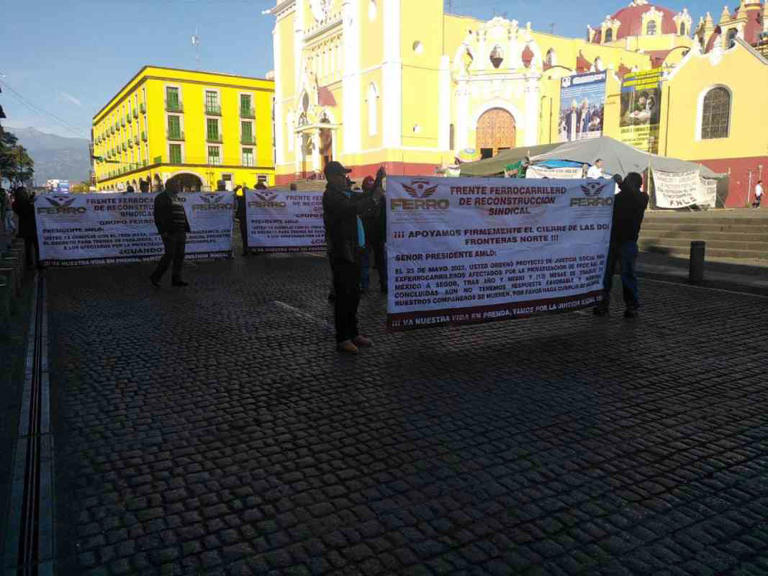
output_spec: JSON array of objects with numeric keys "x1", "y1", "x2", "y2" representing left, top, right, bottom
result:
[{"x1": 0, "y1": 129, "x2": 35, "y2": 186}]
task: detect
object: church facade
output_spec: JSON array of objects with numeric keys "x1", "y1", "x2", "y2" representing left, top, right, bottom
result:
[{"x1": 270, "y1": 0, "x2": 768, "y2": 206}]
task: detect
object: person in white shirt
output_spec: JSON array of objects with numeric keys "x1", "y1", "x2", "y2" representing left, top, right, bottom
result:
[
  {"x1": 587, "y1": 159, "x2": 604, "y2": 179},
  {"x1": 753, "y1": 180, "x2": 763, "y2": 208}
]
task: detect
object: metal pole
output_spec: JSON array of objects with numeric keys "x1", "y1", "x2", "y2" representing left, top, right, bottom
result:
[{"x1": 689, "y1": 241, "x2": 705, "y2": 284}]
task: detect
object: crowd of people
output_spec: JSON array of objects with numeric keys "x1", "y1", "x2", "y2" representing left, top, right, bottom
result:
[{"x1": 6, "y1": 160, "x2": 761, "y2": 354}]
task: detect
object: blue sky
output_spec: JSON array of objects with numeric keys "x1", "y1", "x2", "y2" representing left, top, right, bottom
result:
[{"x1": 0, "y1": 0, "x2": 725, "y2": 139}]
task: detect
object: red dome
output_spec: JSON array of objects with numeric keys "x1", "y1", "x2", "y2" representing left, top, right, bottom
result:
[{"x1": 594, "y1": 3, "x2": 679, "y2": 41}]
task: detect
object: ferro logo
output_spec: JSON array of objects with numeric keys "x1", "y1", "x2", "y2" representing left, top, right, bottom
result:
[
  {"x1": 194, "y1": 194, "x2": 234, "y2": 211},
  {"x1": 392, "y1": 180, "x2": 449, "y2": 211},
  {"x1": 249, "y1": 190, "x2": 286, "y2": 209},
  {"x1": 37, "y1": 196, "x2": 86, "y2": 215},
  {"x1": 571, "y1": 182, "x2": 613, "y2": 207}
]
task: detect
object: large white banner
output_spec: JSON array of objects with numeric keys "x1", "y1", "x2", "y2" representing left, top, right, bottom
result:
[
  {"x1": 653, "y1": 169, "x2": 717, "y2": 209},
  {"x1": 36, "y1": 192, "x2": 234, "y2": 266},
  {"x1": 245, "y1": 189, "x2": 326, "y2": 252},
  {"x1": 386, "y1": 177, "x2": 614, "y2": 331}
]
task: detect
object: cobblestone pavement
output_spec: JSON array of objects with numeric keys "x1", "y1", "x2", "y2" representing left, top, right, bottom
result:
[{"x1": 47, "y1": 255, "x2": 767, "y2": 575}]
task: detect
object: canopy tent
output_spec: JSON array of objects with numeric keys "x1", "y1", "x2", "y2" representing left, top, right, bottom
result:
[
  {"x1": 459, "y1": 143, "x2": 561, "y2": 177},
  {"x1": 531, "y1": 136, "x2": 722, "y2": 179}
]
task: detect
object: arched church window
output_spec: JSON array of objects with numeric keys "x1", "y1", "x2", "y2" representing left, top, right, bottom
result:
[
  {"x1": 604, "y1": 28, "x2": 613, "y2": 43},
  {"x1": 701, "y1": 87, "x2": 730, "y2": 140},
  {"x1": 367, "y1": 83, "x2": 378, "y2": 137},
  {"x1": 647, "y1": 21, "x2": 657, "y2": 36},
  {"x1": 490, "y1": 45, "x2": 504, "y2": 69},
  {"x1": 545, "y1": 49, "x2": 556, "y2": 67},
  {"x1": 680, "y1": 22, "x2": 687, "y2": 36},
  {"x1": 726, "y1": 28, "x2": 738, "y2": 48},
  {"x1": 302, "y1": 92, "x2": 310, "y2": 113}
]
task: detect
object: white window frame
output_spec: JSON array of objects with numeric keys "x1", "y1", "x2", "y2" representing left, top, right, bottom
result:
[
  {"x1": 166, "y1": 113, "x2": 185, "y2": 141},
  {"x1": 168, "y1": 141, "x2": 185, "y2": 164},
  {"x1": 241, "y1": 147, "x2": 255, "y2": 167},
  {"x1": 240, "y1": 119, "x2": 255, "y2": 145},
  {"x1": 696, "y1": 84, "x2": 733, "y2": 141},
  {"x1": 204, "y1": 87, "x2": 221, "y2": 115},
  {"x1": 164, "y1": 83, "x2": 183, "y2": 110},
  {"x1": 207, "y1": 144, "x2": 222, "y2": 166}
]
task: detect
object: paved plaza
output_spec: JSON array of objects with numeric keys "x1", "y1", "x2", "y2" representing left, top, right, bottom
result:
[{"x1": 43, "y1": 255, "x2": 767, "y2": 575}]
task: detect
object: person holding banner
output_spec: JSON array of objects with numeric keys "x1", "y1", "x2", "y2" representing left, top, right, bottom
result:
[
  {"x1": 12, "y1": 187, "x2": 39, "y2": 268},
  {"x1": 323, "y1": 161, "x2": 383, "y2": 354},
  {"x1": 361, "y1": 172, "x2": 388, "y2": 294},
  {"x1": 594, "y1": 172, "x2": 649, "y2": 319},
  {"x1": 150, "y1": 181, "x2": 191, "y2": 287}
]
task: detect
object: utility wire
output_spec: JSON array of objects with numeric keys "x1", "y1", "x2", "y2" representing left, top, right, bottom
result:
[{"x1": 0, "y1": 78, "x2": 90, "y2": 138}]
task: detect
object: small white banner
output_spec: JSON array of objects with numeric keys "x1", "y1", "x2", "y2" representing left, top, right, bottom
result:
[
  {"x1": 245, "y1": 189, "x2": 326, "y2": 253},
  {"x1": 525, "y1": 165, "x2": 584, "y2": 180},
  {"x1": 35, "y1": 192, "x2": 234, "y2": 266},
  {"x1": 386, "y1": 176, "x2": 614, "y2": 331},
  {"x1": 653, "y1": 169, "x2": 717, "y2": 209}
]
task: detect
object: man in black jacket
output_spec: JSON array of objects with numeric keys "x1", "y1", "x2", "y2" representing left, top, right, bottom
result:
[
  {"x1": 595, "y1": 172, "x2": 649, "y2": 318},
  {"x1": 150, "y1": 181, "x2": 191, "y2": 287},
  {"x1": 323, "y1": 161, "x2": 383, "y2": 354}
]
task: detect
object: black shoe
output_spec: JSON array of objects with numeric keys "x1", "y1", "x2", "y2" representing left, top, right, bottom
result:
[
  {"x1": 150, "y1": 275, "x2": 161, "y2": 287},
  {"x1": 172, "y1": 280, "x2": 189, "y2": 287},
  {"x1": 624, "y1": 307, "x2": 639, "y2": 319}
]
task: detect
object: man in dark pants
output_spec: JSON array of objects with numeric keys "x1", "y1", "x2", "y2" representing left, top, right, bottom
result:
[
  {"x1": 361, "y1": 172, "x2": 388, "y2": 293},
  {"x1": 323, "y1": 161, "x2": 382, "y2": 354},
  {"x1": 150, "y1": 181, "x2": 190, "y2": 287},
  {"x1": 594, "y1": 172, "x2": 649, "y2": 319}
]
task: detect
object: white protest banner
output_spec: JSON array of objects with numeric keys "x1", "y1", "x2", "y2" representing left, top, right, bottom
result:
[
  {"x1": 36, "y1": 192, "x2": 234, "y2": 266},
  {"x1": 245, "y1": 189, "x2": 326, "y2": 253},
  {"x1": 525, "y1": 165, "x2": 583, "y2": 180},
  {"x1": 386, "y1": 176, "x2": 614, "y2": 331},
  {"x1": 653, "y1": 169, "x2": 716, "y2": 209}
]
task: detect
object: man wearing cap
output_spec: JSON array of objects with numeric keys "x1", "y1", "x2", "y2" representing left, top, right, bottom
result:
[{"x1": 323, "y1": 161, "x2": 383, "y2": 354}]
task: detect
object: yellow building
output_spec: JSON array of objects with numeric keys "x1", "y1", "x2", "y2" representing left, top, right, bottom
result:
[
  {"x1": 270, "y1": 0, "x2": 767, "y2": 205},
  {"x1": 92, "y1": 66, "x2": 275, "y2": 192}
]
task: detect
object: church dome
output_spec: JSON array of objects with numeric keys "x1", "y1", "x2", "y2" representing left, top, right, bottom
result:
[{"x1": 603, "y1": 0, "x2": 679, "y2": 40}]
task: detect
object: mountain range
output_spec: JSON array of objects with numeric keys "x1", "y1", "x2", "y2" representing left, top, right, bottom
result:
[{"x1": 8, "y1": 127, "x2": 90, "y2": 185}]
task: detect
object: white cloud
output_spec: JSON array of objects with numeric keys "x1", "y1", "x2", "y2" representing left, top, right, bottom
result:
[{"x1": 59, "y1": 91, "x2": 83, "y2": 108}]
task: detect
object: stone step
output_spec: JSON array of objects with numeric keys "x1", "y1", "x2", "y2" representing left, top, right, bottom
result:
[
  {"x1": 642, "y1": 223, "x2": 768, "y2": 234},
  {"x1": 640, "y1": 230, "x2": 768, "y2": 242},
  {"x1": 641, "y1": 244, "x2": 768, "y2": 261},
  {"x1": 639, "y1": 237, "x2": 768, "y2": 252}
]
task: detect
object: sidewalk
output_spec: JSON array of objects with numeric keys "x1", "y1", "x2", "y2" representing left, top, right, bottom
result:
[{"x1": 639, "y1": 251, "x2": 768, "y2": 296}]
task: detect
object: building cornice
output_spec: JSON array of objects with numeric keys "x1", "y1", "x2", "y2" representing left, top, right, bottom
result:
[
  {"x1": 304, "y1": 16, "x2": 343, "y2": 43},
  {"x1": 269, "y1": 0, "x2": 296, "y2": 19}
]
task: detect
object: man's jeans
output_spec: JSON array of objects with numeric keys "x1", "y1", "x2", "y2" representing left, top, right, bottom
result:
[
  {"x1": 152, "y1": 231, "x2": 186, "y2": 282},
  {"x1": 602, "y1": 241, "x2": 639, "y2": 308}
]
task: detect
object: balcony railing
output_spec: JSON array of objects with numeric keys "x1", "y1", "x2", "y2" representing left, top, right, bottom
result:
[
  {"x1": 143, "y1": 159, "x2": 148, "y2": 167},
  {"x1": 121, "y1": 117, "x2": 126, "y2": 127},
  {"x1": 127, "y1": 113, "x2": 132, "y2": 124},
  {"x1": 167, "y1": 131, "x2": 185, "y2": 141},
  {"x1": 141, "y1": 131, "x2": 147, "y2": 142},
  {"x1": 134, "y1": 135, "x2": 140, "y2": 144},
  {"x1": 241, "y1": 135, "x2": 256, "y2": 145},
  {"x1": 206, "y1": 134, "x2": 222, "y2": 143},
  {"x1": 240, "y1": 107, "x2": 255, "y2": 118},
  {"x1": 205, "y1": 105, "x2": 221, "y2": 116},
  {"x1": 128, "y1": 139, "x2": 133, "y2": 148},
  {"x1": 165, "y1": 101, "x2": 183, "y2": 113},
  {"x1": 140, "y1": 103, "x2": 146, "y2": 114},
  {"x1": 133, "y1": 109, "x2": 139, "y2": 119}
]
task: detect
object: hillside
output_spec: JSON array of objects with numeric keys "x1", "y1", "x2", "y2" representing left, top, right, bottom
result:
[{"x1": 10, "y1": 127, "x2": 90, "y2": 185}]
